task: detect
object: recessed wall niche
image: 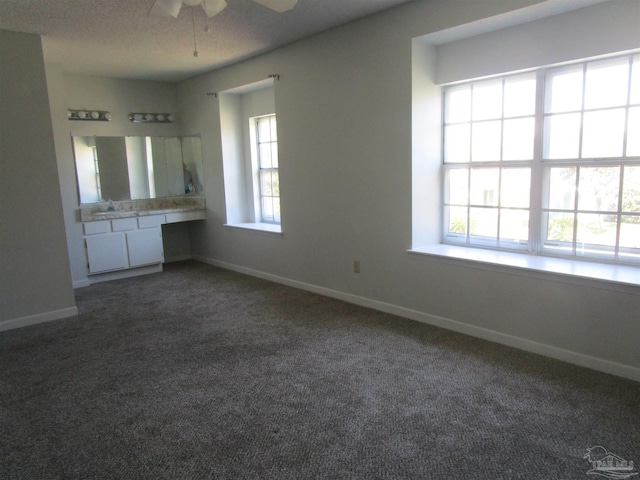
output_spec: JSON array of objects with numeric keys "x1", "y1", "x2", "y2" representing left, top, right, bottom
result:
[{"x1": 218, "y1": 78, "x2": 276, "y2": 225}]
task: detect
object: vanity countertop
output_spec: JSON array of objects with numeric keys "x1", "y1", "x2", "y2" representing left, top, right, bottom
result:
[
  {"x1": 80, "y1": 196, "x2": 206, "y2": 222},
  {"x1": 81, "y1": 206, "x2": 204, "y2": 222}
]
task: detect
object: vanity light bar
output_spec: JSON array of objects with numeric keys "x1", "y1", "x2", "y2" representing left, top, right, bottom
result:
[
  {"x1": 68, "y1": 109, "x2": 112, "y2": 121},
  {"x1": 129, "y1": 113, "x2": 175, "y2": 123}
]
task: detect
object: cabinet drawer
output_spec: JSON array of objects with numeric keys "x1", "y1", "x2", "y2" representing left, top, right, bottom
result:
[
  {"x1": 111, "y1": 217, "x2": 138, "y2": 231},
  {"x1": 84, "y1": 221, "x2": 111, "y2": 235},
  {"x1": 138, "y1": 215, "x2": 166, "y2": 229}
]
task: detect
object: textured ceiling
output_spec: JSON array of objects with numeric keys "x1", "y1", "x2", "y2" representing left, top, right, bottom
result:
[{"x1": 0, "y1": 0, "x2": 416, "y2": 82}]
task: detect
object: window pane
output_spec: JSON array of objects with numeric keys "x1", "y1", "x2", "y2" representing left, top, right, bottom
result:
[
  {"x1": 446, "y1": 206, "x2": 468, "y2": 235},
  {"x1": 543, "y1": 113, "x2": 581, "y2": 159},
  {"x1": 627, "y1": 107, "x2": 640, "y2": 156},
  {"x1": 445, "y1": 168, "x2": 469, "y2": 205},
  {"x1": 262, "y1": 197, "x2": 275, "y2": 222},
  {"x1": 270, "y1": 116, "x2": 277, "y2": 141},
  {"x1": 258, "y1": 117, "x2": 272, "y2": 142},
  {"x1": 582, "y1": 109, "x2": 625, "y2": 158},
  {"x1": 271, "y1": 144, "x2": 279, "y2": 168},
  {"x1": 578, "y1": 167, "x2": 620, "y2": 212},
  {"x1": 502, "y1": 117, "x2": 534, "y2": 160},
  {"x1": 259, "y1": 143, "x2": 273, "y2": 168},
  {"x1": 499, "y1": 209, "x2": 529, "y2": 244},
  {"x1": 584, "y1": 58, "x2": 629, "y2": 109},
  {"x1": 472, "y1": 81, "x2": 502, "y2": 120},
  {"x1": 273, "y1": 199, "x2": 281, "y2": 223},
  {"x1": 548, "y1": 167, "x2": 576, "y2": 210},
  {"x1": 444, "y1": 124, "x2": 470, "y2": 163},
  {"x1": 576, "y1": 213, "x2": 617, "y2": 248},
  {"x1": 546, "y1": 212, "x2": 574, "y2": 242},
  {"x1": 620, "y1": 215, "x2": 640, "y2": 249},
  {"x1": 260, "y1": 171, "x2": 273, "y2": 196},
  {"x1": 546, "y1": 66, "x2": 583, "y2": 113},
  {"x1": 469, "y1": 207, "x2": 498, "y2": 239},
  {"x1": 445, "y1": 86, "x2": 471, "y2": 123},
  {"x1": 470, "y1": 168, "x2": 499, "y2": 206},
  {"x1": 631, "y1": 55, "x2": 640, "y2": 104},
  {"x1": 501, "y1": 168, "x2": 531, "y2": 208},
  {"x1": 471, "y1": 121, "x2": 501, "y2": 161},
  {"x1": 271, "y1": 172, "x2": 280, "y2": 196},
  {"x1": 622, "y1": 166, "x2": 640, "y2": 213},
  {"x1": 504, "y1": 74, "x2": 536, "y2": 117}
]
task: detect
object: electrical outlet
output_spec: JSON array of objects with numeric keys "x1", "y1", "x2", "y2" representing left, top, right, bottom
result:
[{"x1": 353, "y1": 260, "x2": 360, "y2": 273}]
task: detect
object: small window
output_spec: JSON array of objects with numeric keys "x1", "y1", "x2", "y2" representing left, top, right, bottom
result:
[{"x1": 253, "y1": 114, "x2": 281, "y2": 224}]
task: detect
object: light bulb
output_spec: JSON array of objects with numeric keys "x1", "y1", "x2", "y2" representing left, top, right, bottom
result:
[
  {"x1": 134, "y1": 114, "x2": 144, "y2": 122},
  {"x1": 91, "y1": 111, "x2": 100, "y2": 119},
  {"x1": 204, "y1": 0, "x2": 226, "y2": 17},
  {"x1": 104, "y1": 112, "x2": 112, "y2": 121},
  {"x1": 145, "y1": 113, "x2": 155, "y2": 121},
  {"x1": 78, "y1": 111, "x2": 88, "y2": 119},
  {"x1": 167, "y1": 114, "x2": 175, "y2": 122},
  {"x1": 156, "y1": 114, "x2": 166, "y2": 121}
]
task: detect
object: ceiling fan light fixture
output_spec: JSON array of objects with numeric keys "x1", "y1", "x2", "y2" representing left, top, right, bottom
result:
[
  {"x1": 149, "y1": 0, "x2": 183, "y2": 18},
  {"x1": 203, "y1": 0, "x2": 227, "y2": 18}
]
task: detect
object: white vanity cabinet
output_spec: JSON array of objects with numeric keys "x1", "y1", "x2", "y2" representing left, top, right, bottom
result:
[
  {"x1": 84, "y1": 217, "x2": 164, "y2": 275},
  {"x1": 82, "y1": 209, "x2": 204, "y2": 281}
]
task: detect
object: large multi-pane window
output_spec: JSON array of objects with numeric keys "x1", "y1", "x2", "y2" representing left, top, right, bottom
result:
[
  {"x1": 254, "y1": 114, "x2": 281, "y2": 224},
  {"x1": 443, "y1": 53, "x2": 640, "y2": 265}
]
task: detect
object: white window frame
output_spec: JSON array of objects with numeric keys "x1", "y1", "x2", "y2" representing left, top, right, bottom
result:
[
  {"x1": 249, "y1": 113, "x2": 281, "y2": 225},
  {"x1": 441, "y1": 52, "x2": 640, "y2": 267}
]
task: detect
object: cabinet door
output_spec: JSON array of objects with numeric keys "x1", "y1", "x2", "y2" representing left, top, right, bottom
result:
[
  {"x1": 126, "y1": 227, "x2": 164, "y2": 267},
  {"x1": 86, "y1": 233, "x2": 128, "y2": 273}
]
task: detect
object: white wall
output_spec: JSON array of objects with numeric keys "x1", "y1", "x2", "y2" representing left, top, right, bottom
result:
[
  {"x1": 434, "y1": 0, "x2": 640, "y2": 84},
  {"x1": 178, "y1": 0, "x2": 640, "y2": 381},
  {"x1": 0, "y1": 31, "x2": 76, "y2": 329}
]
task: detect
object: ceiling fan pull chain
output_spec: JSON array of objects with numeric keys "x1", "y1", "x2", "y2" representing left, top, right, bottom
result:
[{"x1": 192, "y1": 7, "x2": 199, "y2": 57}]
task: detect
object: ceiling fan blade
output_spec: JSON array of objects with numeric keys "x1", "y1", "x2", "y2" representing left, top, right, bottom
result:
[
  {"x1": 251, "y1": 0, "x2": 297, "y2": 13},
  {"x1": 203, "y1": 0, "x2": 227, "y2": 18},
  {"x1": 148, "y1": 0, "x2": 183, "y2": 18}
]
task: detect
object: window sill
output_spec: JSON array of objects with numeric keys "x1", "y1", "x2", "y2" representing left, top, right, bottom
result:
[
  {"x1": 407, "y1": 244, "x2": 640, "y2": 291},
  {"x1": 224, "y1": 222, "x2": 283, "y2": 237}
]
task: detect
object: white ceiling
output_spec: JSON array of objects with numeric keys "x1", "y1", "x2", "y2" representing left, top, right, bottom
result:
[{"x1": 0, "y1": 0, "x2": 416, "y2": 82}]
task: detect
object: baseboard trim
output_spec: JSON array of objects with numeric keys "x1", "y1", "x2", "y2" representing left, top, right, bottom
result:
[
  {"x1": 0, "y1": 307, "x2": 78, "y2": 333},
  {"x1": 164, "y1": 254, "x2": 193, "y2": 263},
  {"x1": 73, "y1": 279, "x2": 91, "y2": 289},
  {"x1": 195, "y1": 255, "x2": 640, "y2": 383},
  {"x1": 87, "y1": 264, "x2": 163, "y2": 284}
]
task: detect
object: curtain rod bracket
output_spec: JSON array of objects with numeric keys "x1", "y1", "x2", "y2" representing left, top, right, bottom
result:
[{"x1": 268, "y1": 74, "x2": 280, "y2": 81}]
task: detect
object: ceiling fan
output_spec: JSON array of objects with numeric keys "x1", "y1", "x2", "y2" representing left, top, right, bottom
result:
[{"x1": 149, "y1": 0, "x2": 298, "y2": 19}]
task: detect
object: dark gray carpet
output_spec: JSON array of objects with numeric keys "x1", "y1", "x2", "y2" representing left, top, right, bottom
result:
[{"x1": 1, "y1": 260, "x2": 639, "y2": 479}]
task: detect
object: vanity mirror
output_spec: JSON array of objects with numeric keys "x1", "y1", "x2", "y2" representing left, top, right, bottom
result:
[{"x1": 72, "y1": 135, "x2": 204, "y2": 204}]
